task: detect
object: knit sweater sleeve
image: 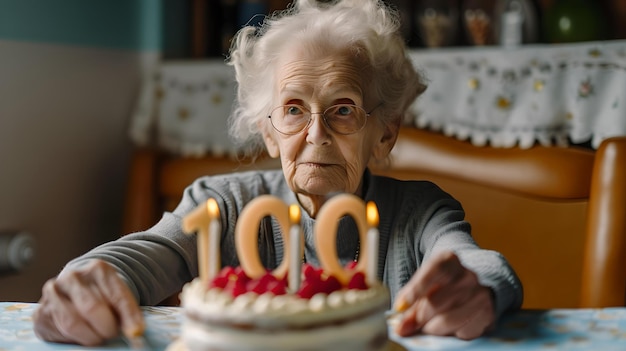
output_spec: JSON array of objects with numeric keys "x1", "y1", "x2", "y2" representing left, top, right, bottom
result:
[{"x1": 60, "y1": 170, "x2": 288, "y2": 305}]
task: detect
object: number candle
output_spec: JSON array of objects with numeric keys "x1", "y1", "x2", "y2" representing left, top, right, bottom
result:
[
  {"x1": 207, "y1": 198, "x2": 221, "y2": 281},
  {"x1": 315, "y1": 194, "x2": 368, "y2": 285},
  {"x1": 182, "y1": 198, "x2": 221, "y2": 286},
  {"x1": 366, "y1": 201, "x2": 379, "y2": 285},
  {"x1": 288, "y1": 204, "x2": 302, "y2": 293},
  {"x1": 235, "y1": 195, "x2": 291, "y2": 279}
]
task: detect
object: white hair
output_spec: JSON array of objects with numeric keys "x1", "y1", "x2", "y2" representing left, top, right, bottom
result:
[{"x1": 226, "y1": 0, "x2": 426, "y2": 157}]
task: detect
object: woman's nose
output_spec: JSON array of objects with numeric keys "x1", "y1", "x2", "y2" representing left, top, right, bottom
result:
[{"x1": 305, "y1": 113, "x2": 332, "y2": 145}]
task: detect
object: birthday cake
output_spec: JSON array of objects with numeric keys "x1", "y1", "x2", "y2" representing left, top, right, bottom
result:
[
  {"x1": 179, "y1": 264, "x2": 391, "y2": 351},
  {"x1": 173, "y1": 194, "x2": 393, "y2": 351}
]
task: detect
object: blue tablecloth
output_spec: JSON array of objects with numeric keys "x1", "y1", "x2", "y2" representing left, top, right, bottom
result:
[
  {"x1": 0, "y1": 303, "x2": 180, "y2": 350},
  {"x1": 2, "y1": 302, "x2": 626, "y2": 350}
]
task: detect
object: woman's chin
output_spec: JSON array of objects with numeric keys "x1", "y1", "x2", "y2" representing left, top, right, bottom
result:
[
  {"x1": 291, "y1": 170, "x2": 355, "y2": 197},
  {"x1": 296, "y1": 182, "x2": 346, "y2": 197}
]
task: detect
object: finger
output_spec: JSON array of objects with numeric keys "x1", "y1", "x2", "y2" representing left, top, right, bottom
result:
[
  {"x1": 33, "y1": 289, "x2": 70, "y2": 343},
  {"x1": 60, "y1": 270, "x2": 119, "y2": 340},
  {"x1": 421, "y1": 287, "x2": 495, "y2": 339},
  {"x1": 455, "y1": 312, "x2": 493, "y2": 340},
  {"x1": 395, "y1": 252, "x2": 495, "y2": 340},
  {"x1": 454, "y1": 288, "x2": 495, "y2": 340},
  {"x1": 422, "y1": 306, "x2": 491, "y2": 339},
  {"x1": 394, "y1": 299, "x2": 421, "y2": 337},
  {"x1": 421, "y1": 269, "x2": 480, "y2": 316},
  {"x1": 90, "y1": 261, "x2": 145, "y2": 337},
  {"x1": 36, "y1": 279, "x2": 105, "y2": 346},
  {"x1": 33, "y1": 304, "x2": 76, "y2": 343},
  {"x1": 404, "y1": 292, "x2": 459, "y2": 335},
  {"x1": 417, "y1": 251, "x2": 465, "y2": 293},
  {"x1": 394, "y1": 251, "x2": 464, "y2": 311}
]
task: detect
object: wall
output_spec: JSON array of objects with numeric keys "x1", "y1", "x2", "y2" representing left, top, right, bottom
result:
[{"x1": 0, "y1": 0, "x2": 161, "y2": 302}]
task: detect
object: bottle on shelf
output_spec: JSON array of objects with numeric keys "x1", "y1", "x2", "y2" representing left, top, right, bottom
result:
[
  {"x1": 493, "y1": 0, "x2": 540, "y2": 47},
  {"x1": 414, "y1": 0, "x2": 459, "y2": 48},
  {"x1": 543, "y1": 0, "x2": 608, "y2": 43},
  {"x1": 461, "y1": 0, "x2": 496, "y2": 46}
]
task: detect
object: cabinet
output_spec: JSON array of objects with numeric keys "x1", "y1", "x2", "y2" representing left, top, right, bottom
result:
[
  {"x1": 142, "y1": 1, "x2": 626, "y2": 156},
  {"x1": 163, "y1": 0, "x2": 626, "y2": 59},
  {"x1": 389, "y1": 0, "x2": 624, "y2": 48},
  {"x1": 164, "y1": 0, "x2": 291, "y2": 59}
]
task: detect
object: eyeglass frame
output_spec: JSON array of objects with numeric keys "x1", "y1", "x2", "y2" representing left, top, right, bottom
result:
[{"x1": 267, "y1": 102, "x2": 383, "y2": 136}]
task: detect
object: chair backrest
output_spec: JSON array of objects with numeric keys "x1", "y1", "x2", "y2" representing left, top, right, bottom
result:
[
  {"x1": 372, "y1": 128, "x2": 626, "y2": 309},
  {"x1": 123, "y1": 127, "x2": 626, "y2": 309}
]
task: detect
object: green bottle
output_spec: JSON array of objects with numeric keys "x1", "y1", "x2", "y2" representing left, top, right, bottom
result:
[{"x1": 543, "y1": 0, "x2": 608, "y2": 43}]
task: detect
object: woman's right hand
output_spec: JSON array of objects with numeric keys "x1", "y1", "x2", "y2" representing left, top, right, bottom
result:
[{"x1": 32, "y1": 259, "x2": 145, "y2": 346}]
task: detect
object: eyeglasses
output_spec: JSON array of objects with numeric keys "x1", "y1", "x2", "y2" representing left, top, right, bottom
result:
[{"x1": 268, "y1": 103, "x2": 381, "y2": 135}]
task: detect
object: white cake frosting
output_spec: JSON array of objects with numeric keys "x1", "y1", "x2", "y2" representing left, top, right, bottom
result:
[{"x1": 180, "y1": 277, "x2": 392, "y2": 351}]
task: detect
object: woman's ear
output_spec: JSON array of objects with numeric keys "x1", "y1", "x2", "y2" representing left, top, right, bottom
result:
[
  {"x1": 372, "y1": 117, "x2": 400, "y2": 160},
  {"x1": 261, "y1": 124, "x2": 280, "y2": 158}
]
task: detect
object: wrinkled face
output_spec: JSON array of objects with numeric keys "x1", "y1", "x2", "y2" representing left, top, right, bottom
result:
[{"x1": 262, "y1": 48, "x2": 391, "y2": 198}]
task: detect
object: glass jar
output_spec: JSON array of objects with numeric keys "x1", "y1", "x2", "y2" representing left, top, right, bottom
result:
[
  {"x1": 462, "y1": 0, "x2": 496, "y2": 46},
  {"x1": 493, "y1": 0, "x2": 540, "y2": 47},
  {"x1": 415, "y1": 0, "x2": 459, "y2": 48},
  {"x1": 543, "y1": 0, "x2": 608, "y2": 43}
]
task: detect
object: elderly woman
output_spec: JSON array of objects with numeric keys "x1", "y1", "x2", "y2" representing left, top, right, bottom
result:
[{"x1": 33, "y1": 0, "x2": 522, "y2": 346}]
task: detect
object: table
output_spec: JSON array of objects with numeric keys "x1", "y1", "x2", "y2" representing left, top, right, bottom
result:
[{"x1": 2, "y1": 302, "x2": 626, "y2": 350}]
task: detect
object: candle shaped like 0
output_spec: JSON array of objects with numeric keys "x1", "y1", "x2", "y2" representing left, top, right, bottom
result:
[
  {"x1": 182, "y1": 198, "x2": 221, "y2": 286},
  {"x1": 366, "y1": 201, "x2": 379, "y2": 285},
  {"x1": 235, "y1": 195, "x2": 291, "y2": 279},
  {"x1": 314, "y1": 194, "x2": 368, "y2": 285},
  {"x1": 288, "y1": 204, "x2": 302, "y2": 292}
]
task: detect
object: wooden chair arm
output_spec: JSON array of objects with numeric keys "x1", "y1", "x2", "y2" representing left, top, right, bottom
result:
[
  {"x1": 581, "y1": 136, "x2": 626, "y2": 307},
  {"x1": 122, "y1": 148, "x2": 159, "y2": 234}
]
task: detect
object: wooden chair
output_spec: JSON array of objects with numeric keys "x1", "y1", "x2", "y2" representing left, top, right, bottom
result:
[{"x1": 123, "y1": 127, "x2": 626, "y2": 309}]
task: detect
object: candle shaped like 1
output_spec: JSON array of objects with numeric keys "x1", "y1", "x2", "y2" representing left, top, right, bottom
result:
[
  {"x1": 182, "y1": 198, "x2": 221, "y2": 286},
  {"x1": 207, "y1": 198, "x2": 221, "y2": 281},
  {"x1": 366, "y1": 201, "x2": 379, "y2": 285},
  {"x1": 288, "y1": 204, "x2": 302, "y2": 292}
]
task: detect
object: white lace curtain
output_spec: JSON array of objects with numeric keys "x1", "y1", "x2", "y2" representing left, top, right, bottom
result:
[
  {"x1": 408, "y1": 40, "x2": 626, "y2": 149},
  {"x1": 130, "y1": 40, "x2": 626, "y2": 156}
]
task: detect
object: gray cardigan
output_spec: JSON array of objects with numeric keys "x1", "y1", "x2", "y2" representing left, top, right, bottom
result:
[{"x1": 63, "y1": 169, "x2": 523, "y2": 317}]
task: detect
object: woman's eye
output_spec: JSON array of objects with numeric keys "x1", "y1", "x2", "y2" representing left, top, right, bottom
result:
[
  {"x1": 336, "y1": 105, "x2": 354, "y2": 116},
  {"x1": 287, "y1": 106, "x2": 303, "y2": 115}
]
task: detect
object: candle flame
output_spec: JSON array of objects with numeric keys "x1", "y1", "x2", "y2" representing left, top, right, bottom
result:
[
  {"x1": 366, "y1": 201, "x2": 379, "y2": 227},
  {"x1": 207, "y1": 198, "x2": 219, "y2": 218},
  {"x1": 289, "y1": 204, "x2": 301, "y2": 224}
]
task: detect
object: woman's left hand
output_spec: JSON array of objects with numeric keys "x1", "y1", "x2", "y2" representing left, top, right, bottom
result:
[{"x1": 393, "y1": 251, "x2": 495, "y2": 340}]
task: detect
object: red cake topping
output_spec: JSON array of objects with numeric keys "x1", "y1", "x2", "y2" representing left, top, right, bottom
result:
[{"x1": 209, "y1": 263, "x2": 369, "y2": 299}]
